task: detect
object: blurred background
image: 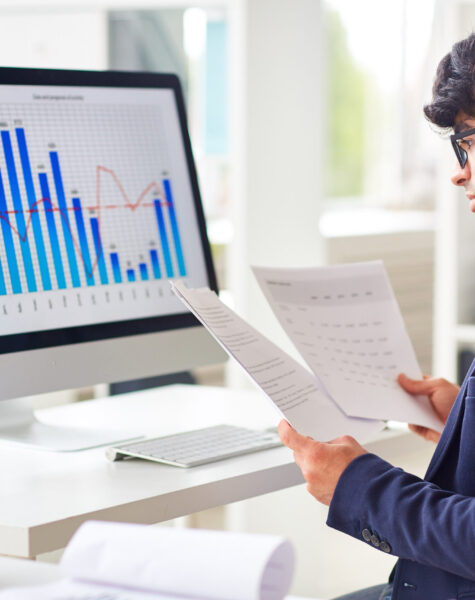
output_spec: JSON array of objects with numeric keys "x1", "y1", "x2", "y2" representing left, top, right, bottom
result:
[{"x1": 4, "y1": 0, "x2": 475, "y2": 596}]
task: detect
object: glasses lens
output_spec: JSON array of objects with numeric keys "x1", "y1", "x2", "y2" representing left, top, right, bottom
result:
[
  {"x1": 450, "y1": 127, "x2": 475, "y2": 168},
  {"x1": 453, "y1": 140, "x2": 468, "y2": 168}
]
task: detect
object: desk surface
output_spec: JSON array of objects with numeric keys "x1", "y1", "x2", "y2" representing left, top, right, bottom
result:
[
  {"x1": 0, "y1": 385, "x2": 303, "y2": 558},
  {"x1": 0, "y1": 384, "x2": 413, "y2": 560}
]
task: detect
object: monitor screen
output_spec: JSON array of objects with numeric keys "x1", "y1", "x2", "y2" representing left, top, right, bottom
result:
[{"x1": 0, "y1": 68, "x2": 217, "y2": 355}]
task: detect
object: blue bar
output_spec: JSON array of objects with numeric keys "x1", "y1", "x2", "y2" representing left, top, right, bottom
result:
[
  {"x1": 16, "y1": 128, "x2": 52, "y2": 291},
  {"x1": 153, "y1": 199, "x2": 174, "y2": 277},
  {"x1": 50, "y1": 151, "x2": 81, "y2": 288},
  {"x1": 90, "y1": 218, "x2": 109, "y2": 285},
  {"x1": 139, "y1": 263, "x2": 149, "y2": 281},
  {"x1": 0, "y1": 257, "x2": 6, "y2": 295},
  {"x1": 126, "y1": 268, "x2": 136, "y2": 282},
  {"x1": 38, "y1": 173, "x2": 66, "y2": 289},
  {"x1": 72, "y1": 198, "x2": 94, "y2": 286},
  {"x1": 163, "y1": 179, "x2": 186, "y2": 276},
  {"x1": 0, "y1": 168, "x2": 22, "y2": 293},
  {"x1": 149, "y1": 249, "x2": 161, "y2": 279},
  {"x1": 110, "y1": 252, "x2": 122, "y2": 283},
  {"x1": 1, "y1": 130, "x2": 37, "y2": 292}
]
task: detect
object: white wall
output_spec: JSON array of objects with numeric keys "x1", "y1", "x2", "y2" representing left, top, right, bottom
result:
[{"x1": 0, "y1": 11, "x2": 107, "y2": 70}]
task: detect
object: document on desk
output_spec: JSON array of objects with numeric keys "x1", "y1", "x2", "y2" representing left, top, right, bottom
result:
[
  {"x1": 0, "y1": 521, "x2": 295, "y2": 600},
  {"x1": 172, "y1": 281, "x2": 383, "y2": 443},
  {"x1": 252, "y1": 261, "x2": 442, "y2": 430}
]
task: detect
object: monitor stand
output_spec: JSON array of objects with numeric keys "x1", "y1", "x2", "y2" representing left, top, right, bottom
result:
[{"x1": 0, "y1": 397, "x2": 140, "y2": 452}]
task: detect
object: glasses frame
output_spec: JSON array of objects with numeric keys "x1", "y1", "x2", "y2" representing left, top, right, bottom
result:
[{"x1": 451, "y1": 127, "x2": 475, "y2": 168}]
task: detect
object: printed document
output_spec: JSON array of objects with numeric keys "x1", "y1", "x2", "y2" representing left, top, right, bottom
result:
[
  {"x1": 172, "y1": 260, "x2": 442, "y2": 436},
  {"x1": 172, "y1": 281, "x2": 383, "y2": 442},
  {"x1": 252, "y1": 262, "x2": 441, "y2": 430}
]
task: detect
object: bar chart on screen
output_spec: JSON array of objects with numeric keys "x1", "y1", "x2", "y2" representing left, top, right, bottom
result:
[{"x1": 0, "y1": 90, "x2": 204, "y2": 337}]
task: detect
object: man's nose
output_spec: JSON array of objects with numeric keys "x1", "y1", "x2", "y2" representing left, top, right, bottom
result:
[{"x1": 451, "y1": 160, "x2": 471, "y2": 186}]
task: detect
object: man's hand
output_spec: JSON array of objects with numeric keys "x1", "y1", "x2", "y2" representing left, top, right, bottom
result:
[
  {"x1": 398, "y1": 373, "x2": 460, "y2": 443},
  {"x1": 278, "y1": 420, "x2": 367, "y2": 506}
]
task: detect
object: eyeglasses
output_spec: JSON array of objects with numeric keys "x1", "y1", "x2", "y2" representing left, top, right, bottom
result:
[{"x1": 451, "y1": 127, "x2": 475, "y2": 168}]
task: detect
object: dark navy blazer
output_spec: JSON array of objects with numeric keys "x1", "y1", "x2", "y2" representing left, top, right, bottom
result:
[{"x1": 327, "y1": 360, "x2": 475, "y2": 599}]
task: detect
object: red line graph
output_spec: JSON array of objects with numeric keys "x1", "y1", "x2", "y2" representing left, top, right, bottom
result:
[
  {"x1": 0, "y1": 165, "x2": 167, "y2": 281},
  {"x1": 2, "y1": 201, "x2": 158, "y2": 215}
]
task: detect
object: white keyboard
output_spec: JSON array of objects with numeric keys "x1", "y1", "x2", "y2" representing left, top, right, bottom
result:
[{"x1": 106, "y1": 424, "x2": 282, "y2": 468}]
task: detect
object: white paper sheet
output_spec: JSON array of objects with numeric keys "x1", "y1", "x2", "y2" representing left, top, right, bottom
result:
[
  {"x1": 172, "y1": 282, "x2": 382, "y2": 442},
  {"x1": 0, "y1": 521, "x2": 295, "y2": 600},
  {"x1": 252, "y1": 262, "x2": 442, "y2": 431}
]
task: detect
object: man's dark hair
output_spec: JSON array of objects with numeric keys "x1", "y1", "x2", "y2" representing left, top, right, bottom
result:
[{"x1": 424, "y1": 32, "x2": 475, "y2": 129}]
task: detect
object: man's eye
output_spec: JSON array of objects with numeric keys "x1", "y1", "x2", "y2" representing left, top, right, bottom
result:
[{"x1": 459, "y1": 138, "x2": 473, "y2": 149}]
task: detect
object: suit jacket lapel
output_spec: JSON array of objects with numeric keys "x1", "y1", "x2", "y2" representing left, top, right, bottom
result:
[{"x1": 424, "y1": 360, "x2": 475, "y2": 481}]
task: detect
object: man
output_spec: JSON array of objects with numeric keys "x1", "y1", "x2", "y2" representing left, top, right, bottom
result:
[{"x1": 279, "y1": 32, "x2": 475, "y2": 600}]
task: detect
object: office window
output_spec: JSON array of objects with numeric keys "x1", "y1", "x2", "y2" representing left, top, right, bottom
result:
[
  {"x1": 324, "y1": 0, "x2": 438, "y2": 208},
  {"x1": 204, "y1": 19, "x2": 229, "y2": 156}
]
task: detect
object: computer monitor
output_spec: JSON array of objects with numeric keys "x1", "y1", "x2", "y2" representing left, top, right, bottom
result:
[{"x1": 0, "y1": 67, "x2": 226, "y2": 450}]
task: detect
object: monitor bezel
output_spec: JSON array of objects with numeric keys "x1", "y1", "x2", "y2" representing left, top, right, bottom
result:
[{"x1": 0, "y1": 67, "x2": 218, "y2": 355}]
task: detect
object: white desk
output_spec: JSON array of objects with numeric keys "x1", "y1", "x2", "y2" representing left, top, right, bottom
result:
[
  {"x1": 0, "y1": 385, "x2": 303, "y2": 559},
  {"x1": 0, "y1": 384, "x2": 415, "y2": 562}
]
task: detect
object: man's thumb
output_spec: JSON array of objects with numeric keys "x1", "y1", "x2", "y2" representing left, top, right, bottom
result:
[{"x1": 398, "y1": 373, "x2": 432, "y2": 395}]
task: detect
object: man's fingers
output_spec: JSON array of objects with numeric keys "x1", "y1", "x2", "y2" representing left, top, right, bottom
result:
[
  {"x1": 409, "y1": 423, "x2": 441, "y2": 443},
  {"x1": 398, "y1": 373, "x2": 434, "y2": 395},
  {"x1": 408, "y1": 423, "x2": 426, "y2": 435},
  {"x1": 278, "y1": 420, "x2": 314, "y2": 452}
]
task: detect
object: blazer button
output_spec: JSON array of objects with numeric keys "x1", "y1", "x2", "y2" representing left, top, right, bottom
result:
[
  {"x1": 403, "y1": 582, "x2": 417, "y2": 590},
  {"x1": 370, "y1": 534, "x2": 380, "y2": 547},
  {"x1": 380, "y1": 541, "x2": 392, "y2": 553},
  {"x1": 362, "y1": 528, "x2": 372, "y2": 542}
]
